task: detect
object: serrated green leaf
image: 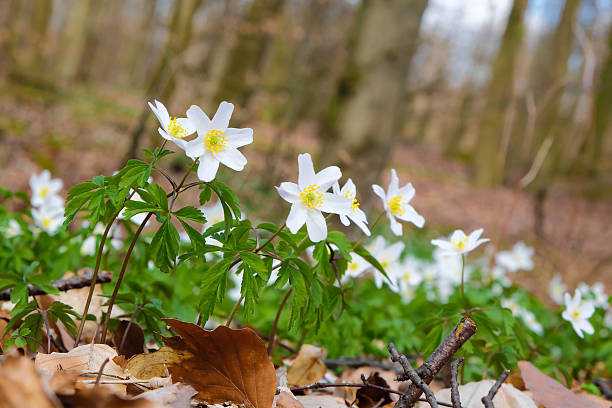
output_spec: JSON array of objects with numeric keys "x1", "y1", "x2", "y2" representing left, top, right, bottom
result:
[
  {"x1": 146, "y1": 183, "x2": 168, "y2": 212},
  {"x1": 199, "y1": 257, "x2": 235, "y2": 322},
  {"x1": 174, "y1": 206, "x2": 206, "y2": 223}
]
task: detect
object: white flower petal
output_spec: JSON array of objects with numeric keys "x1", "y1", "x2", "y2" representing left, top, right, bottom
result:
[
  {"x1": 372, "y1": 184, "x2": 387, "y2": 202},
  {"x1": 306, "y1": 210, "x2": 327, "y2": 242},
  {"x1": 468, "y1": 228, "x2": 484, "y2": 243},
  {"x1": 318, "y1": 193, "x2": 351, "y2": 214},
  {"x1": 211, "y1": 101, "x2": 234, "y2": 129},
  {"x1": 388, "y1": 169, "x2": 400, "y2": 197},
  {"x1": 314, "y1": 166, "x2": 342, "y2": 191},
  {"x1": 149, "y1": 100, "x2": 170, "y2": 129},
  {"x1": 277, "y1": 182, "x2": 300, "y2": 203},
  {"x1": 395, "y1": 205, "x2": 425, "y2": 228},
  {"x1": 185, "y1": 137, "x2": 206, "y2": 159},
  {"x1": 298, "y1": 153, "x2": 317, "y2": 189},
  {"x1": 286, "y1": 203, "x2": 308, "y2": 233},
  {"x1": 197, "y1": 153, "x2": 220, "y2": 182},
  {"x1": 187, "y1": 105, "x2": 212, "y2": 133},
  {"x1": 178, "y1": 117, "x2": 196, "y2": 135},
  {"x1": 339, "y1": 214, "x2": 350, "y2": 226},
  {"x1": 397, "y1": 182, "x2": 416, "y2": 202},
  {"x1": 431, "y1": 239, "x2": 454, "y2": 251},
  {"x1": 389, "y1": 215, "x2": 402, "y2": 236},
  {"x1": 215, "y1": 146, "x2": 247, "y2": 171},
  {"x1": 226, "y1": 128, "x2": 253, "y2": 148}
]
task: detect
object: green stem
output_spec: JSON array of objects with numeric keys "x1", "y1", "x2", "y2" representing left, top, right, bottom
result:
[
  {"x1": 225, "y1": 295, "x2": 245, "y2": 326},
  {"x1": 352, "y1": 211, "x2": 385, "y2": 250},
  {"x1": 460, "y1": 254, "x2": 469, "y2": 314},
  {"x1": 99, "y1": 212, "x2": 153, "y2": 344},
  {"x1": 256, "y1": 223, "x2": 286, "y2": 252},
  {"x1": 267, "y1": 288, "x2": 293, "y2": 356}
]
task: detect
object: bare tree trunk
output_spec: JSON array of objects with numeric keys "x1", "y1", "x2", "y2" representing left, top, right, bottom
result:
[
  {"x1": 58, "y1": 0, "x2": 93, "y2": 81},
  {"x1": 473, "y1": 0, "x2": 528, "y2": 186}
]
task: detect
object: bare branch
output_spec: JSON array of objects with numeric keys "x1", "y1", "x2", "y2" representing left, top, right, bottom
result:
[
  {"x1": 450, "y1": 358, "x2": 464, "y2": 408},
  {"x1": 388, "y1": 343, "x2": 438, "y2": 408},
  {"x1": 481, "y1": 370, "x2": 509, "y2": 408}
]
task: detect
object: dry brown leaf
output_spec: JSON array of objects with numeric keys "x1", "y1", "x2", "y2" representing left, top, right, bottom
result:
[
  {"x1": 356, "y1": 372, "x2": 393, "y2": 408},
  {"x1": 125, "y1": 346, "x2": 192, "y2": 380},
  {"x1": 135, "y1": 383, "x2": 197, "y2": 408},
  {"x1": 48, "y1": 370, "x2": 80, "y2": 395},
  {"x1": 277, "y1": 391, "x2": 305, "y2": 408},
  {"x1": 415, "y1": 379, "x2": 537, "y2": 408},
  {"x1": 0, "y1": 353, "x2": 62, "y2": 408},
  {"x1": 518, "y1": 361, "x2": 609, "y2": 408},
  {"x1": 58, "y1": 386, "x2": 163, "y2": 408},
  {"x1": 161, "y1": 318, "x2": 277, "y2": 408},
  {"x1": 113, "y1": 320, "x2": 146, "y2": 358},
  {"x1": 334, "y1": 366, "x2": 397, "y2": 402},
  {"x1": 295, "y1": 395, "x2": 347, "y2": 408},
  {"x1": 287, "y1": 344, "x2": 328, "y2": 386}
]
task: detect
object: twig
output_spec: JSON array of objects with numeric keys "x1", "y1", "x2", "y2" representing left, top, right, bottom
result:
[
  {"x1": 290, "y1": 378, "x2": 402, "y2": 396},
  {"x1": 324, "y1": 357, "x2": 399, "y2": 373},
  {"x1": 593, "y1": 378, "x2": 612, "y2": 401},
  {"x1": 326, "y1": 241, "x2": 345, "y2": 306},
  {"x1": 398, "y1": 317, "x2": 477, "y2": 406},
  {"x1": 481, "y1": 370, "x2": 509, "y2": 408},
  {"x1": 225, "y1": 294, "x2": 245, "y2": 327},
  {"x1": 267, "y1": 288, "x2": 293, "y2": 356},
  {"x1": 450, "y1": 358, "x2": 464, "y2": 408},
  {"x1": 388, "y1": 343, "x2": 439, "y2": 408},
  {"x1": 0, "y1": 270, "x2": 113, "y2": 301},
  {"x1": 95, "y1": 358, "x2": 110, "y2": 387}
]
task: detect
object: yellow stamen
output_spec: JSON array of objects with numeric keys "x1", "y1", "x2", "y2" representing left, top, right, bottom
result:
[
  {"x1": 300, "y1": 184, "x2": 323, "y2": 210},
  {"x1": 204, "y1": 129, "x2": 227, "y2": 154},
  {"x1": 40, "y1": 186, "x2": 50, "y2": 198},
  {"x1": 168, "y1": 117, "x2": 187, "y2": 139},
  {"x1": 388, "y1": 195, "x2": 405, "y2": 216},
  {"x1": 451, "y1": 236, "x2": 469, "y2": 251},
  {"x1": 42, "y1": 217, "x2": 51, "y2": 229},
  {"x1": 344, "y1": 190, "x2": 360, "y2": 211},
  {"x1": 404, "y1": 272, "x2": 411, "y2": 282},
  {"x1": 571, "y1": 308, "x2": 581, "y2": 321}
]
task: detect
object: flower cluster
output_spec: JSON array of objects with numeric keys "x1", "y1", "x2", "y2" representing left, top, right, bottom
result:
[
  {"x1": 29, "y1": 170, "x2": 65, "y2": 234},
  {"x1": 554, "y1": 276, "x2": 609, "y2": 338}
]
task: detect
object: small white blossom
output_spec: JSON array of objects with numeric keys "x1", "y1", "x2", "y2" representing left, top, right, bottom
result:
[
  {"x1": 577, "y1": 282, "x2": 609, "y2": 309},
  {"x1": 520, "y1": 309, "x2": 543, "y2": 335},
  {"x1": 184, "y1": 102, "x2": 253, "y2": 182},
  {"x1": 32, "y1": 205, "x2": 64, "y2": 234},
  {"x1": 548, "y1": 274, "x2": 566, "y2": 305},
  {"x1": 495, "y1": 241, "x2": 534, "y2": 272},
  {"x1": 3, "y1": 219, "x2": 22, "y2": 238},
  {"x1": 561, "y1": 290, "x2": 595, "y2": 338},
  {"x1": 277, "y1": 153, "x2": 352, "y2": 242},
  {"x1": 343, "y1": 252, "x2": 370, "y2": 282},
  {"x1": 372, "y1": 169, "x2": 424, "y2": 236},
  {"x1": 367, "y1": 236, "x2": 404, "y2": 290},
  {"x1": 490, "y1": 265, "x2": 512, "y2": 287},
  {"x1": 431, "y1": 228, "x2": 489, "y2": 256},
  {"x1": 332, "y1": 179, "x2": 370, "y2": 236},
  {"x1": 149, "y1": 100, "x2": 196, "y2": 150},
  {"x1": 29, "y1": 170, "x2": 64, "y2": 208}
]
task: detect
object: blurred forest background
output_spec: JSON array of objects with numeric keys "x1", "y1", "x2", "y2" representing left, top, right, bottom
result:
[{"x1": 0, "y1": 0, "x2": 611, "y2": 294}]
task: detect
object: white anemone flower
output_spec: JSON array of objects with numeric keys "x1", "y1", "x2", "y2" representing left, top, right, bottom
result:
[
  {"x1": 495, "y1": 241, "x2": 534, "y2": 272},
  {"x1": 398, "y1": 256, "x2": 423, "y2": 287},
  {"x1": 431, "y1": 228, "x2": 489, "y2": 256},
  {"x1": 562, "y1": 290, "x2": 595, "y2": 338},
  {"x1": 3, "y1": 219, "x2": 22, "y2": 238},
  {"x1": 149, "y1": 100, "x2": 196, "y2": 150},
  {"x1": 367, "y1": 236, "x2": 404, "y2": 290},
  {"x1": 520, "y1": 310, "x2": 543, "y2": 335},
  {"x1": 372, "y1": 169, "x2": 424, "y2": 236},
  {"x1": 200, "y1": 200, "x2": 225, "y2": 229},
  {"x1": 32, "y1": 205, "x2": 64, "y2": 234},
  {"x1": 343, "y1": 252, "x2": 370, "y2": 282},
  {"x1": 548, "y1": 275, "x2": 567, "y2": 305},
  {"x1": 332, "y1": 179, "x2": 370, "y2": 236},
  {"x1": 184, "y1": 102, "x2": 253, "y2": 182},
  {"x1": 29, "y1": 170, "x2": 64, "y2": 208},
  {"x1": 81, "y1": 222, "x2": 123, "y2": 255},
  {"x1": 577, "y1": 282, "x2": 609, "y2": 309},
  {"x1": 276, "y1": 153, "x2": 352, "y2": 242}
]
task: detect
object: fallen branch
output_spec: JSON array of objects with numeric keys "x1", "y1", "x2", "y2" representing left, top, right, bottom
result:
[
  {"x1": 450, "y1": 358, "x2": 464, "y2": 408},
  {"x1": 481, "y1": 370, "x2": 509, "y2": 408},
  {"x1": 593, "y1": 378, "x2": 612, "y2": 401},
  {"x1": 396, "y1": 317, "x2": 477, "y2": 406},
  {"x1": 389, "y1": 343, "x2": 439, "y2": 408},
  {"x1": 325, "y1": 357, "x2": 399, "y2": 373},
  {"x1": 0, "y1": 269, "x2": 112, "y2": 301}
]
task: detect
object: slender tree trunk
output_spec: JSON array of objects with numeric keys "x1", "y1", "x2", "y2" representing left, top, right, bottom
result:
[
  {"x1": 473, "y1": 0, "x2": 528, "y2": 186},
  {"x1": 58, "y1": 0, "x2": 93, "y2": 81}
]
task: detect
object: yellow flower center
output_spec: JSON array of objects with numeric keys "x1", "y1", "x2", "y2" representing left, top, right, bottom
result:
[
  {"x1": 40, "y1": 186, "x2": 50, "y2": 198},
  {"x1": 388, "y1": 195, "x2": 405, "y2": 216},
  {"x1": 381, "y1": 260, "x2": 388, "y2": 269},
  {"x1": 42, "y1": 217, "x2": 51, "y2": 229},
  {"x1": 344, "y1": 190, "x2": 360, "y2": 211},
  {"x1": 204, "y1": 129, "x2": 227, "y2": 154},
  {"x1": 300, "y1": 184, "x2": 323, "y2": 209},
  {"x1": 451, "y1": 236, "x2": 469, "y2": 251},
  {"x1": 404, "y1": 272, "x2": 411, "y2": 282},
  {"x1": 168, "y1": 117, "x2": 187, "y2": 139},
  {"x1": 570, "y1": 308, "x2": 581, "y2": 321},
  {"x1": 349, "y1": 261, "x2": 359, "y2": 271}
]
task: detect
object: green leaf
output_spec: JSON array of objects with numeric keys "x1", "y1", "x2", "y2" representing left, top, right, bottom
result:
[
  {"x1": 67, "y1": 182, "x2": 99, "y2": 200},
  {"x1": 211, "y1": 181, "x2": 241, "y2": 219},
  {"x1": 92, "y1": 175, "x2": 105, "y2": 187},
  {"x1": 146, "y1": 183, "x2": 168, "y2": 212},
  {"x1": 177, "y1": 219, "x2": 207, "y2": 252},
  {"x1": 199, "y1": 185, "x2": 212, "y2": 205},
  {"x1": 354, "y1": 245, "x2": 391, "y2": 284},
  {"x1": 121, "y1": 200, "x2": 160, "y2": 219},
  {"x1": 326, "y1": 231, "x2": 352, "y2": 261},
  {"x1": 240, "y1": 252, "x2": 269, "y2": 281},
  {"x1": 199, "y1": 257, "x2": 235, "y2": 322},
  {"x1": 149, "y1": 219, "x2": 180, "y2": 273},
  {"x1": 174, "y1": 206, "x2": 206, "y2": 223}
]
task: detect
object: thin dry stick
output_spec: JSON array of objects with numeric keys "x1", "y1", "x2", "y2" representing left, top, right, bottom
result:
[
  {"x1": 481, "y1": 370, "x2": 509, "y2": 408},
  {"x1": 388, "y1": 343, "x2": 438, "y2": 408},
  {"x1": 450, "y1": 358, "x2": 464, "y2": 408},
  {"x1": 100, "y1": 212, "x2": 153, "y2": 344},
  {"x1": 94, "y1": 358, "x2": 110, "y2": 387},
  {"x1": 225, "y1": 295, "x2": 245, "y2": 326},
  {"x1": 267, "y1": 288, "x2": 293, "y2": 356}
]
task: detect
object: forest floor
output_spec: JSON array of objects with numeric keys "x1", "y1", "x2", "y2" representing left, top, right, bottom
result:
[{"x1": 0, "y1": 81, "x2": 610, "y2": 303}]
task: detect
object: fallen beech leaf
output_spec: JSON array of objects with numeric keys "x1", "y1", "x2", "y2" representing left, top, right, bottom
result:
[
  {"x1": 518, "y1": 361, "x2": 608, "y2": 408},
  {"x1": 0, "y1": 353, "x2": 61, "y2": 408},
  {"x1": 48, "y1": 370, "x2": 80, "y2": 395},
  {"x1": 125, "y1": 346, "x2": 192, "y2": 380},
  {"x1": 35, "y1": 343, "x2": 125, "y2": 379},
  {"x1": 277, "y1": 391, "x2": 305, "y2": 408},
  {"x1": 295, "y1": 395, "x2": 347, "y2": 408},
  {"x1": 287, "y1": 344, "x2": 328, "y2": 386},
  {"x1": 162, "y1": 318, "x2": 277, "y2": 408},
  {"x1": 356, "y1": 372, "x2": 393, "y2": 408},
  {"x1": 334, "y1": 366, "x2": 397, "y2": 402},
  {"x1": 135, "y1": 383, "x2": 197, "y2": 408},
  {"x1": 113, "y1": 320, "x2": 146, "y2": 358},
  {"x1": 415, "y1": 379, "x2": 537, "y2": 408},
  {"x1": 58, "y1": 387, "x2": 162, "y2": 408}
]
